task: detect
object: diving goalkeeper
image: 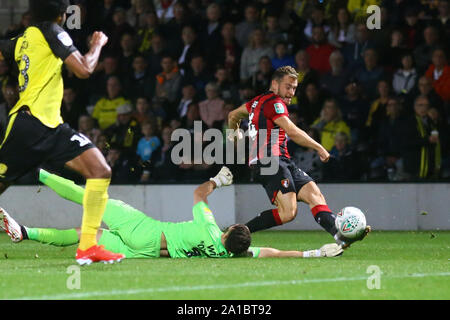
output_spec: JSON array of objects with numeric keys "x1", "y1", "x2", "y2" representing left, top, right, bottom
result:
[{"x1": 0, "y1": 167, "x2": 343, "y2": 261}]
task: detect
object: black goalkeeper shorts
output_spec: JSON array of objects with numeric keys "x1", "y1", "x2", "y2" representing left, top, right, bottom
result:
[
  {"x1": 251, "y1": 157, "x2": 314, "y2": 204},
  {"x1": 0, "y1": 109, "x2": 95, "y2": 182}
]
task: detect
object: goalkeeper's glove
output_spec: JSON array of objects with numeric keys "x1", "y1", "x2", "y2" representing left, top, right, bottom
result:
[
  {"x1": 210, "y1": 166, "x2": 233, "y2": 188},
  {"x1": 303, "y1": 243, "x2": 343, "y2": 258}
]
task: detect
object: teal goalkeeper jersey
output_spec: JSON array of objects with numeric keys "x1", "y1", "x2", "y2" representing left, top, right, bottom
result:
[{"x1": 160, "y1": 201, "x2": 260, "y2": 258}]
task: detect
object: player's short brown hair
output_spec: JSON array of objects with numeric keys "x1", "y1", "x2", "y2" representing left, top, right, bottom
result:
[
  {"x1": 272, "y1": 66, "x2": 298, "y2": 82},
  {"x1": 224, "y1": 224, "x2": 251, "y2": 255}
]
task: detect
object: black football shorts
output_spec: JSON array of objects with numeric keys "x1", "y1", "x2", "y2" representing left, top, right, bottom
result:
[
  {"x1": 0, "y1": 109, "x2": 95, "y2": 182},
  {"x1": 251, "y1": 157, "x2": 314, "y2": 204}
]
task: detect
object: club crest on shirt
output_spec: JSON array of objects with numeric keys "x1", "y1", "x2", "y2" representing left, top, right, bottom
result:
[
  {"x1": 274, "y1": 103, "x2": 285, "y2": 114},
  {"x1": 281, "y1": 178, "x2": 289, "y2": 188}
]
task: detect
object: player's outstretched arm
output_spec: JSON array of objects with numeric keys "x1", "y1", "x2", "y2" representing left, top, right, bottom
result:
[
  {"x1": 274, "y1": 116, "x2": 330, "y2": 162},
  {"x1": 257, "y1": 243, "x2": 343, "y2": 258},
  {"x1": 193, "y1": 166, "x2": 233, "y2": 205},
  {"x1": 64, "y1": 31, "x2": 108, "y2": 79},
  {"x1": 228, "y1": 104, "x2": 249, "y2": 133}
]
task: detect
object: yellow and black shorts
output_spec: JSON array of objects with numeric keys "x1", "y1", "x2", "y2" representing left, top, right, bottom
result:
[{"x1": 0, "y1": 108, "x2": 95, "y2": 182}]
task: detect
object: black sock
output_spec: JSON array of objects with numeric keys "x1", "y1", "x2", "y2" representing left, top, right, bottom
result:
[
  {"x1": 20, "y1": 225, "x2": 28, "y2": 240},
  {"x1": 312, "y1": 205, "x2": 337, "y2": 237},
  {"x1": 245, "y1": 209, "x2": 282, "y2": 233}
]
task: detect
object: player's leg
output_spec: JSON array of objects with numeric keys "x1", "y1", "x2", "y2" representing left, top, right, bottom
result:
[
  {"x1": 245, "y1": 160, "x2": 298, "y2": 232},
  {"x1": 63, "y1": 147, "x2": 124, "y2": 264},
  {"x1": 297, "y1": 181, "x2": 338, "y2": 238},
  {"x1": 39, "y1": 169, "x2": 85, "y2": 204}
]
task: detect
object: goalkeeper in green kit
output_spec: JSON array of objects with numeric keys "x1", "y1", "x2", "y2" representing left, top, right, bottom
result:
[{"x1": 0, "y1": 167, "x2": 343, "y2": 261}]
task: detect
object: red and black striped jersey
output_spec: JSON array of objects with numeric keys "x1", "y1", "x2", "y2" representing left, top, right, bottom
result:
[{"x1": 245, "y1": 91, "x2": 290, "y2": 165}]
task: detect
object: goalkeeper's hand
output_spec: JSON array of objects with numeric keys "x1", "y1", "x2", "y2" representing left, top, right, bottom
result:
[
  {"x1": 319, "y1": 243, "x2": 343, "y2": 257},
  {"x1": 210, "y1": 166, "x2": 233, "y2": 188}
]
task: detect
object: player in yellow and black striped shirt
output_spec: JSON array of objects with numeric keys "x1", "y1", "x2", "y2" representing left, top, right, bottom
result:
[{"x1": 0, "y1": 0, "x2": 124, "y2": 265}]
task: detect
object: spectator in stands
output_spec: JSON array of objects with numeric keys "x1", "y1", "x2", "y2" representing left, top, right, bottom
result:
[
  {"x1": 176, "y1": 83, "x2": 197, "y2": 120},
  {"x1": 251, "y1": 56, "x2": 274, "y2": 95},
  {"x1": 215, "y1": 22, "x2": 242, "y2": 82},
  {"x1": 126, "y1": 54, "x2": 155, "y2": 99},
  {"x1": 402, "y1": 7, "x2": 422, "y2": 50},
  {"x1": 163, "y1": 1, "x2": 191, "y2": 47},
  {"x1": 271, "y1": 41, "x2": 295, "y2": 70},
  {"x1": 152, "y1": 126, "x2": 179, "y2": 181},
  {"x1": 78, "y1": 115, "x2": 101, "y2": 146},
  {"x1": 177, "y1": 25, "x2": 202, "y2": 75},
  {"x1": 323, "y1": 131, "x2": 362, "y2": 181},
  {"x1": 327, "y1": 7, "x2": 356, "y2": 49},
  {"x1": 155, "y1": 55, "x2": 182, "y2": 105},
  {"x1": 133, "y1": 96, "x2": 152, "y2": 124},
  {"x1": 403, "y1": 96, "x2": 442, "y2": 179},
  {"x1": 409, "y1": 75, "x2": 445, "y2": 117},
  {"x1": 96, "y1": 134, "x2": 109, "y2": 157},
  {"x1": 214, "y1": 66, "x2": 239, "y2": 104},
  {"x1": 89, "y1": 55, "x2": 120, "y2": 98},
  {"x1": 392, "y1": 53, "x2": 418, "y2": 98},
  {"x1": 240, "y1": 28, "x2": 274, "y2": 82},
  {"x1": 104, "y1": 103, "x2": 142, "y2": 156},
  {"x1": 106, "y1": 144, "x2": 141, "y2": 184},
  {"x1": 183, "y1": 55, "x2": 214, "y2": 100},
  {"x1": 380, "y1": 29, "x2": 409, "y2": 71},
  {"x1": 3, "y1": 11, "x2": 32, "y2": 39},
  {"x1": 435, "y1": 0, "x2": 450, "y2": 41},
  {"x1": 425, "y1": 48, "x2": 450, "y2": 102},
  {"x1": 353, "y1": 48, "x2": 385, "y2": 100},
  {"x1": 306, "y1": 26, "x2": 335, "y2": 75},
  {"x1": 136, "y1": 11, "x2": 159, "y2": 55},
  {"x1": 182, "y1": 102, "x2": 201, "y2": 132},
  {"x1": 201, "y1": 3, "x2": 223, "y2": 69},
  {"x1": 303, "y1": 5, "x2": 330, "y2": 42},
  {"x1": 414, "y1": 25, "x2": 441, "y2": 73},
  {"x1": 290, "y1": 127, "x2": 323, "y2": 181},
  {"x1": 235, "y1": 3, "x2": 261, "y2": 48},
  {"x1": 311, "y1": 98, "x2": 351, "y2": 151},
  {"x1": 118, "y1": 32, "x2": 138, "y2": 75},
  {"x1": 92, "y1": 76, "x2": 131, "y2": 130},
  {"x1": 341, "y1": 22, "x2": 375, "y2": 69},
  {"x1": 371, "y1": 97, "x2": 408, "y2": 181},
  {"x1": 61, "y1": 86, "x2": 86, "y2": 130},
  {"x1": 147, "y1": 33, "x2": 168, "y2": 77},
  {"x1": 366, "y1": 79, "x2": 392, "y2": 140},
  {"x1": 347, "y1": 0, "x2": 380, "y2": 21},
  {"x1": 0, "y1": 82, "x2": 18, "y2": 134},
  {"x1": 296, "y1": 82, "x2": 325, "y2": 127},
  {"x1": 126, "y1": 0, "x2": 152, "y2": 28},
  {"x1": 320, "y1": 50, "x2": 349, "y2": 98},
  {"x1": 106, "y1": 7, "x2": 136, "y2": 52},
  {"x1": 137, "y1": 120, "x2": 161, "y2": 167},
  {"x1": 428, "y1": 105, "x2": 449, "y2": 177},
  {"x1": 265, "y1": 14, "x2": 287, "y2": 47},
  {"x1": 294, "y1": 50, "x2": 320, "y2": 100},
  {"x1": 199, "y1": 82, "x2": 225, "y2": 128}
]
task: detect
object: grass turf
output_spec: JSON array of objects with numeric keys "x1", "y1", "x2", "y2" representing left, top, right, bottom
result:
[{"x1": 0, "y1": 230, "x2": 449, "y2": 300}]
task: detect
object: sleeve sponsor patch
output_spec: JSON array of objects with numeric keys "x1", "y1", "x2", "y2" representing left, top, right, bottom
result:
[
  {"x1": 57, "y1": 32, "x2": 73, "y2": 47},
  {"x1": 274, "y1": 102, "x2": 285, "y2": 114}
]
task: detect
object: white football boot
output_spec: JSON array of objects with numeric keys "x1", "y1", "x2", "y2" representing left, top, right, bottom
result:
[{"x1": 0, "y1": 207, "x2": 23, "y2": 242}]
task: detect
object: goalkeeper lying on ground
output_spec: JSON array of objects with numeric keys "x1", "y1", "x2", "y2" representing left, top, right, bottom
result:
[{"x1": 0, "y1": 167, "x2": 343, "y2": 261}]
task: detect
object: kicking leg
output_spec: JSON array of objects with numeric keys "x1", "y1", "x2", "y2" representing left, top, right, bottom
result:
[{"x1": 39, "y1": 169, "x2": 85, "y2": 204}]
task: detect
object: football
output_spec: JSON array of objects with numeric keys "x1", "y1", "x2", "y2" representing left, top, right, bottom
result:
[{"x1": 335, "y1": 207, "x2": 367, "y2": 239}]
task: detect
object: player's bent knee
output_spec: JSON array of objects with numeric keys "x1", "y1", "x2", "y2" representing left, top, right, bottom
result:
[{"x1": 279, "y1": 206, "x2": 297, "y2": 223}]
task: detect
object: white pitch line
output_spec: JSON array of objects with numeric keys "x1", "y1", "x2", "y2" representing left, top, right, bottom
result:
[{"x1": 9, "y1": 272, "x2": 450, "y2": 300}]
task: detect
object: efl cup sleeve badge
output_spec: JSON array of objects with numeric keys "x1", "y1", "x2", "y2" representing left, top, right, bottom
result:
[
  {"x1": 281, "y1": 178, "x2": 289, "y2": 189},
  {"x1": 274, "y1": 103, "x2": 285, "y2": 114}
]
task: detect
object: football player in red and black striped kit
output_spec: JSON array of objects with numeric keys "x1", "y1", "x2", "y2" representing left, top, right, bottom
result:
[{"x1": 228, "y1": 66, "x2": 370, "y2": 248}]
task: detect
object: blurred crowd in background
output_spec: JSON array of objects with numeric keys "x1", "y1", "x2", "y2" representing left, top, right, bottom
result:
[{"x1": 0, "y1": 0, "x2": 449, "y2": 184}]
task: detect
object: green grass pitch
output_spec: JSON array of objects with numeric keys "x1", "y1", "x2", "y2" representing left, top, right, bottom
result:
[{"x1": 0, "y1": 231, "x2": 449, "y2": 300}]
